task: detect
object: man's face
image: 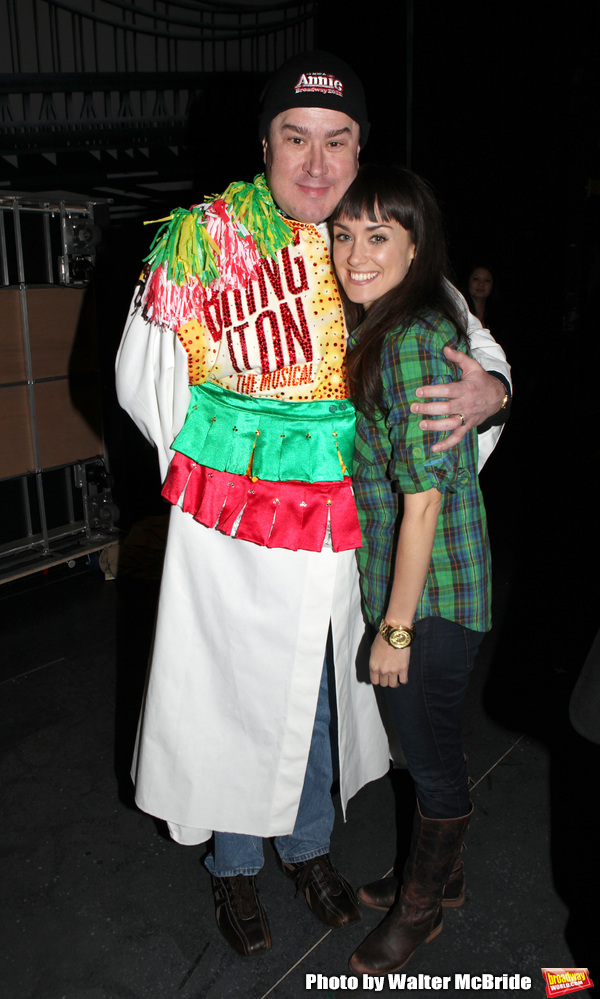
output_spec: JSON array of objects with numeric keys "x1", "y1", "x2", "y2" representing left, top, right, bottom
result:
[{"x1": 263, "y1": 107, "x2": 360, "y2": 224}]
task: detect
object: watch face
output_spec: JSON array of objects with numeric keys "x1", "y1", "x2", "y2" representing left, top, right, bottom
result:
[{"x1": 389, "y1": 628, "x2": 412, "y2": 649}]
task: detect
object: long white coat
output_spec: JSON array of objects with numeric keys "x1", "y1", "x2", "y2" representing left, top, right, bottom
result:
[{"x1": 116, "y1": 300, "x2": 393, "y2": 845}]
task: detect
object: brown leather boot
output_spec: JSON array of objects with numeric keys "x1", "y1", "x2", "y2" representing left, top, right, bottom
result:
[
  {"x1": 357, "y1": 854, "x2": 465, "y2": 911},
  {"x1": 349, "y1": 805, "x2": 472, "y2": 975}
]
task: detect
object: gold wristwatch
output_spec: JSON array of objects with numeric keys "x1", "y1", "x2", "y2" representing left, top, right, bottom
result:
[{"x1": 378, "y1": 618, "x2": 416, "y2": 649}]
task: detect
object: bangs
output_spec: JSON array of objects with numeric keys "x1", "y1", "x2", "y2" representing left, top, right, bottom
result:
[{"x1": 331, "y1": 165, "x2": 415, "y2": 232}]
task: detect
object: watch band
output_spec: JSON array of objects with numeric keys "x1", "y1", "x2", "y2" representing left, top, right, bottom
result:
[
  {"x1": 379, "y1": 618, "x2": 416, "y2": 649},
  {"x1": 477, "y1": 372, "x2": 512, "y2": 431}
]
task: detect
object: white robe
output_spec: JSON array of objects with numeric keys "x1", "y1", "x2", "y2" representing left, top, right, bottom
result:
[{"x1": 116, "y1": 301, "x2": 393, "y2": 845}]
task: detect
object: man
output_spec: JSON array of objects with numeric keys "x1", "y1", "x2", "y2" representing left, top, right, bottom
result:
[{"x1": 115, "y1": 51, "x2": 510, "y2": 957}]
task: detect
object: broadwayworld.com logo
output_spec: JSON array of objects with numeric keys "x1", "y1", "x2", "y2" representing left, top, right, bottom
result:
[{"x1": 542, "y1": 969, "x2": 594, "y2": 997}]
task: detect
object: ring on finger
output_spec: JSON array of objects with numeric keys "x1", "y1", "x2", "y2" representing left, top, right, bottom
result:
[{"x1": 457, "y1": 413, "x2": 466, "y2": 427}]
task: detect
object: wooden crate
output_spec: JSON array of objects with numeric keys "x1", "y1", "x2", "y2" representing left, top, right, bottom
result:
[{"x1": 0, "y1": 286, "x2": 103, "y2": 479}]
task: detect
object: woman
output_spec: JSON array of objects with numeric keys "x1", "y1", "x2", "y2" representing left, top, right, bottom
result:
[
  {"x1": 466, "y1": 265, "x2": 494, "y2": 325},
  {"x1": 330, "y1": 164, "x2": 492, "y2": 974}
]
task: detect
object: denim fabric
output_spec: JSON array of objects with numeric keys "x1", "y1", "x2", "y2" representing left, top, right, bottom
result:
[
  {"x1": 383, "y1": 616, "x2": 484, "y2": 819},
  {"x1": 205, "y1": 647, "x2": 335, "y2": 877}
]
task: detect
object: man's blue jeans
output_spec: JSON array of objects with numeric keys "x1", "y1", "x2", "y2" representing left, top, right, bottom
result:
[
  {"x1": 383, "y1": 616, "x2": 484, "y2": 819},
  {"x1": 205, "y1": 648, "x2": 335, "y2": 877}
]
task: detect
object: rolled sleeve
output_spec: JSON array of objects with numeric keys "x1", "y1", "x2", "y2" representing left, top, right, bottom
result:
[{"x1": 381, "y1": 321, "x2": 473, "y2": 495}]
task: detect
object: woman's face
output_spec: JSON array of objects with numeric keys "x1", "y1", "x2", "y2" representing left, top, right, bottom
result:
[
  {"x1": 468, "y1": 267, "x2": 493, "y2": 300},
  {"x1": 332, "y1": 211, "x2": 416, "y2": 309}
]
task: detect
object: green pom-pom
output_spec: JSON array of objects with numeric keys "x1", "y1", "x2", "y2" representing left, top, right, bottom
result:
[
  {"x1": 143, "y1": 174, "x2": 293, "y2": 293},
  {"x1": 144, "y1": 207, "x2": 220, "y2": 287},
  {"x1": 220, "y1": 174, "x2": 293, "y2": 259}
]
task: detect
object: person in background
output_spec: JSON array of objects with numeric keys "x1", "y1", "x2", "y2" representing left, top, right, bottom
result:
[
  {"x1": 464, "y1": 263, "x2": 506, "y2": 339},
  {"x1": 466, "y1": 265, "x2": 494, "y2": 323}
]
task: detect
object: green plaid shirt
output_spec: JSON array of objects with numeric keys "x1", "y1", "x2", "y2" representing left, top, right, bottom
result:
[{"x1": 351, "y1": 312, "x2": 492, "y2": 633}]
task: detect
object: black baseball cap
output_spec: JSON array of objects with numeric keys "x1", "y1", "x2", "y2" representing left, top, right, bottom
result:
[{"x1": 258, "y1": 50, "x2": 370, "y2": 146}]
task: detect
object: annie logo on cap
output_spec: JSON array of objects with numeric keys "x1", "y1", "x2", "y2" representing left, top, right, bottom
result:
[{"x1": 294, "y1": 73, "x2": 343, "y2": 97}]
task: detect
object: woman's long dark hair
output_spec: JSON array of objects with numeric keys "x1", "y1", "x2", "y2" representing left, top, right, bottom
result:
[
  {"x1": 329, "y1": 164, "x2": 467, "y2": 418},
  {"x1": 463, "y1": 263, "x2": 502, "y2": 329}
]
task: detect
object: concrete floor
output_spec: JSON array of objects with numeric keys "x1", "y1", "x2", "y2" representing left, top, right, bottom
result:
[{"x1": 2, "y1": 428, "x2": 599, "y2": 999}]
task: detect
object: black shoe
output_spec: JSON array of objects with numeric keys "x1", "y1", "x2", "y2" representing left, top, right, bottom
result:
[
  {"x1": 211, "y1": 874, "x2": 272, "y2": 955},
  {"x1": 283, "y1": 854, "x2": 361, "y2": 927}
]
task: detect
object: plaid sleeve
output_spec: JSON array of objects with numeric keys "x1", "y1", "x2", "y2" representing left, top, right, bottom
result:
[{"x1": 381, "y1": 319, "x2": 475, "y2": 495}]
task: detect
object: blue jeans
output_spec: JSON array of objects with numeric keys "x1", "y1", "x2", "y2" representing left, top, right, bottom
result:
[
  {"x1": 383, "y1": 616, "x2": 484, "y2": 819},
  {"x1": 205, "y1": 645, "x2": 335, "y2": 877}
]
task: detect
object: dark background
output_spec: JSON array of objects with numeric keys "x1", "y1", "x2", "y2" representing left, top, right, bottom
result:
[
  {"x1": 104, "y1": 0, "x2": 600, "y2": 611},
  {"x1": 101, "y1": 0, "x2": 600, "y2": 439},
  {"x1": 318, "y1": 0, "x2": 599, "y2": 365},
  {"x1": 5, "y1": 0, "x2": 598, "y2": 639},
  {"x1": 3, "y1": 0, "x2": 600, "y2": 795},
  {"x1": 2, "y1": 1, "x2": 600, "y2": 979},
  {"x1": 94, "y1": 0, "x2": 600, "y2": 657}
]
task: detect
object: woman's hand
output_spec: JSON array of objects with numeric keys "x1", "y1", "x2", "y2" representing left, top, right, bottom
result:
[{"x1": 369, "y1": 632, "x2": 411, "y2": 688}]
